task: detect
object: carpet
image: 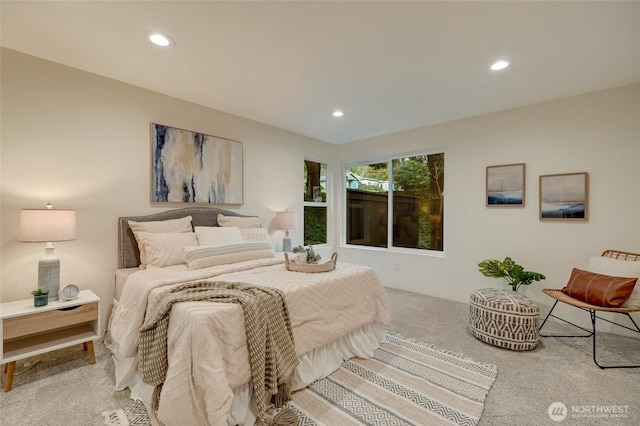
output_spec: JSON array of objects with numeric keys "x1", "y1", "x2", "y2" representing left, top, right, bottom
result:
[
  {"x1": 285, "y1": 333, "x2": 497, "y2": 425},
  {"x1": 102, "y1": 333, "x2": 497, "y2": 426}
]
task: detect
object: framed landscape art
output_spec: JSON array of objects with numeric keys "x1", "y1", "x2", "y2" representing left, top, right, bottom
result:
[
  {"x1": 539, "y1": 172, "x2": 588, "y2": 221},
  {"x1": 151, "y1": 123, "x2": 243, "y2": 204},
  {"x1": 486, "y1": 163, "x2": 525, "y2": 207}
]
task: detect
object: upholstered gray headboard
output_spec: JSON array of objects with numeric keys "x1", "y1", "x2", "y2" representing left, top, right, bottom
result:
[{"x1": 118, "y1": 207, "x2": 252, "y2": 269}]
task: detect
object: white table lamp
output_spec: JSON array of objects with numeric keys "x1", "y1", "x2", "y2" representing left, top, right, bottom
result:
[
  {"x1": 19, "y1": 204, "x2": 77, "y2": 300},
  {"x1": 275, "y1": 211, "x2": 298, "y2": 252}
]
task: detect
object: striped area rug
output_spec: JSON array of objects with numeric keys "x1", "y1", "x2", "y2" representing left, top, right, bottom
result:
[
  {"x1": 102, "y1": 399, "x2": 150, "y2": 426},
  {"x1": 286, "y1": 333, "x2": 498, "y2": 426}
]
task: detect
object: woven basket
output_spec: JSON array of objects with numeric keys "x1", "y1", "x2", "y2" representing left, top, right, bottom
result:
[{"x1": 285, "y1": 252, "x2": 337, "y2": 273}]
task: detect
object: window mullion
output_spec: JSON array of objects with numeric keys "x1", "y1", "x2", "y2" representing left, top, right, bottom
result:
[{"x1": 387, "y1": 159, "x2": 394, "y2": 249}]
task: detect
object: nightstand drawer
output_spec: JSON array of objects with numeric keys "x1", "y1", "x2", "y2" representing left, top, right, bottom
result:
[{"x1": 3, "y1": 302, "x2": 98, "y2": 341}]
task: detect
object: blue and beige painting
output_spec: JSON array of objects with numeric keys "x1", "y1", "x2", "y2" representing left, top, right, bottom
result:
[
  {"x1": 152, "y1": 124, "x2": 243, "y2": 204},
  {"x1": 540, "y1": 173, "x2": 587, "y2": 219},
  {"x1": 487, "y1": 164, "x2": 524, "y2": 205}
]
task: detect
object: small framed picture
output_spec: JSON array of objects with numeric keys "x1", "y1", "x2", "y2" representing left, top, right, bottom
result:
[
  {"x1": 539, "y1": 172, "x2": 588, "y2": 221},
  {"x1": 486, "y1": 163, "x2": 525, "y2": 207}
]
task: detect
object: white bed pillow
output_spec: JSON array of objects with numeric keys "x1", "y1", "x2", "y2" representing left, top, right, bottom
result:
[
  {"x1": 129, "y1": 216, "x2": 193, "y2": 267},
  {"x1": 217, "y1": 213, "x2": 261, "y2": 229},
  {"x1": 587, "y1": 255, "x2": 640, "y2": 308},
  {"x1": 240, "y1": 227, "x2": 273, "y2": 247},
  {"x1": 194, "y1": 226, "x2": 243, "y2": 246},
  {"x1": 135, "y1": 231, "x2": 198, "y2": 269},
  {"x1": 184, "y1": 242, "x2": 275, "y2": 269}
]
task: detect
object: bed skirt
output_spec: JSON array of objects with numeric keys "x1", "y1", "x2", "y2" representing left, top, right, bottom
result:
[{"x1": 105, "y1": 312, "x2": 385, "y2": 426}]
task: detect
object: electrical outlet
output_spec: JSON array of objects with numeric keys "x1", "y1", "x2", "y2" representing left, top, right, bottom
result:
[{"x1": 394, "y1": 263, "x2": 400, "y2": 272}]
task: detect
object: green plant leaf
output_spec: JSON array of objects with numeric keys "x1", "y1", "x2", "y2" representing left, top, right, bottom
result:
[{"x1": 478, "y1": 257, "x2": 545, "y2": 288}]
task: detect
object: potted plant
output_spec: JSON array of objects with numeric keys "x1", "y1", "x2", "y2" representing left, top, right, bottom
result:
[
  {"x1": 31, "y1": 288, "x2": 49, "y2": 307},
  {"x1": 292, "y1": 245, "x2": 322, "y2": 263},
  {"x1": 478, "y1": 257, "x2": 546, "y2": 292}
]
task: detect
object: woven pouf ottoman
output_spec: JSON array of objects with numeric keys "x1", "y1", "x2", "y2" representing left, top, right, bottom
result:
[{"x1": 469, "y1": 288, "x2": 540, "y2": 351}]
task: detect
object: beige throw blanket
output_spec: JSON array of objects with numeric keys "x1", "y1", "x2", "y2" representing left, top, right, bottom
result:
[{"x1": 137, "y1": 281, "x2": 299, "y2": 426}]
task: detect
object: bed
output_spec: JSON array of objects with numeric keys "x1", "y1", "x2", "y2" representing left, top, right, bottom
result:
[{"x1": 105, "y1": 207, "x2": 392, "y2": 426}]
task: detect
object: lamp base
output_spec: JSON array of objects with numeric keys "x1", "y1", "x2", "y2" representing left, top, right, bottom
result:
[
  {"x1": 283, "y1": 236, "x2": 292, "y2": 253},
  {"x1": 38, "y1": 257, "x2": 60, "y2": 301}
]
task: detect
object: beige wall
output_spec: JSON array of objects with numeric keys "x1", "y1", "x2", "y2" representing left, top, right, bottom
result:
[
  {"x1": 337, "y1": 83, "x2": 640, "y2": 334},
  {"x1": 2, "y1": 47, "x2": 639, "y2": 336},
  {"x1": 0, "y1": 48, "x2": 336, "y2": 328}
]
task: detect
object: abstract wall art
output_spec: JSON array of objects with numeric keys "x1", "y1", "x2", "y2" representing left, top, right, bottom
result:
[
  {"x1": 539, "y1": 172, "x2": 588, "y2": 221},
  {"x1": 151, "y1": 123, "x2": 243, "y2": 204},
  {"x1": 486, "y1": 163, "x2": 525, "y2": 207}
]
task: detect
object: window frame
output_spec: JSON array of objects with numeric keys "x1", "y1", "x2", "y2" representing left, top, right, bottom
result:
[
  {"x1": 342, "y1": 149, "x2": 445, "y2": 257},
  {"x1": 303, "y1": 158, "x2": 330, "y2": 248}
]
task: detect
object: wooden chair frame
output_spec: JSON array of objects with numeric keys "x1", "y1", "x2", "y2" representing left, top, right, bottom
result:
[{"x1": 539, "y1": 250, "x2": 640, "y2": 369}]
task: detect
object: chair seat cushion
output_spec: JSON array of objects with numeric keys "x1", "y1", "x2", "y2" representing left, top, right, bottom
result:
[{"x1": 469, "y1": 288, "x2": 540, "y2": 351}]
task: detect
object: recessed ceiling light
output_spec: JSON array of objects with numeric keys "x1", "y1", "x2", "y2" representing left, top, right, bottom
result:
[
  {"x1": 490, "y1": 60, "x2": 509, "y2": 71},
  {"x1": 147, "y1": 32, "x2": 175, "y2": 47},
  {"x1": 332, "y1": 110, "x2": 344, "y2": 117}
]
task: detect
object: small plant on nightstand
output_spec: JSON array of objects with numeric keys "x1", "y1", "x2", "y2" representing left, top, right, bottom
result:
[{"x1": 31, "y1": 288, "x2": 49, "y2": 307}]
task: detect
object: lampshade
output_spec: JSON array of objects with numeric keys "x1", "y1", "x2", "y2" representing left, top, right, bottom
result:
[
  {"x1": 19, "y1": 207, "x2": 76, "y2": 301},
  {"x1": 19, "y1": 209, "x2": 77, "y2": 242},
  {"x1": 274, "y1": 211, "x2": 298, "y2": 231}
]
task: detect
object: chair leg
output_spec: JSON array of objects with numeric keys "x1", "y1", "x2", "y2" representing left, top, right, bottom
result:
[
  {"x1": 540, "y1": 303, "x2": 640, "y2": 369},
  {"x1": 591, "y1": 311, "x2": 640, "y2": 369},
  {"x1": 539, "y1": 300, "x2": 592, "y2": 337},
  {"x1": 538, "y1": 300, "x2": 557, "y2": 333}
]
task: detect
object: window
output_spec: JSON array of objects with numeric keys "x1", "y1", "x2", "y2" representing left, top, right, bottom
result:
[
  {"x1": 304, "y1": 160, "x2": 327, "y2": 245},
  {"x1": 345, "y1": 152, "x2": 444, "y2": 252}
]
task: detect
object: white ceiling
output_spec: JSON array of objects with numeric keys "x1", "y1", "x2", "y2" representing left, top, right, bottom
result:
[{"x1": 2, "y1": 1, "x2": 639, "y2": 144}]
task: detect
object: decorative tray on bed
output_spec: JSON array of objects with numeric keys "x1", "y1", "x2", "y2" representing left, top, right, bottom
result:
[{"x1": 284, "y1": 252, "x2": 338, "y2": 273}]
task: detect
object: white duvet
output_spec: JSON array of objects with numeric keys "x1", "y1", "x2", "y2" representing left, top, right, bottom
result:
[{"x1": 108, "y1": 256, "x2": 392, "y2": 426}]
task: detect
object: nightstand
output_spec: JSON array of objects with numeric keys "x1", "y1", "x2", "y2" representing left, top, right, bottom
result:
[{"x1": 0, "y1": 289, "x2": 101, "y2": 392}]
